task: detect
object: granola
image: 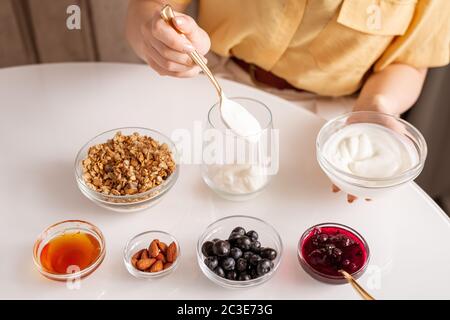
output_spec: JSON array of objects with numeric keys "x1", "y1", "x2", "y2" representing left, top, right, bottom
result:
[{"x1": 82, "y1": 132, "x2": 176, "y2": 196}]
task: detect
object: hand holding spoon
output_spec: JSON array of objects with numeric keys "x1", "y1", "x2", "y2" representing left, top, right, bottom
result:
[
  {"x1": 160, "y1": 5, "x2": 221, "y2": 95},
  {"x1": 160, "y1": 5, "x2": 262, "y2": 140}
]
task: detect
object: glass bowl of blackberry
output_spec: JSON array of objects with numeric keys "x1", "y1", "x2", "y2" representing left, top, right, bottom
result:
[
  {"x1": 298, "y1": 223, "x2": 370, "y2": 284},
  {"x1": 197, "y1": 215, "x2": 283, "y2": 288}
]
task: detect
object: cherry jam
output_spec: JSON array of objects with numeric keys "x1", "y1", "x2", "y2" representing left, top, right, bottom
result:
[{"x1": 299, "y1": 224, "x2": 369, "y2": 282}]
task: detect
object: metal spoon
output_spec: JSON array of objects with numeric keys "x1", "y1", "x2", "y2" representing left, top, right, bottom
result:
[{"x1": 339, "y1": 269, "x2": 375, "y2": 300}]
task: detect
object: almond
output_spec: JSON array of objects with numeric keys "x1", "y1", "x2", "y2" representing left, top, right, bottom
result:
[
  {"x1": 158, "y1": 241, "x2": 168, "y2": 254},
  {"x1": 155, "y1": 253, "x2": 166, "y2": 263},
  {"x1": 166, "y1": 241, "x2": 177, "y2": 263},
  {"x1": 132, "y1": 249, "x2": 145, "y2": 267},
  {"x1": 132, "y1": 249, "x2": 145, "y2": 260},
  {"x1": 136, "y1": 258, "x2": 156, "y2": 271},
  {"x1": 140, "y1": 249, "x2": 149, "y2": 259},
  {"x1": 150, "y1": 260, "x2": 163, "y2": 272},
  {"x1": 149, "y1": 240, "x2": 160, "y2": 258},
  {"x1": 163, "y1": 262, "x2": 173, "y2": 270}
]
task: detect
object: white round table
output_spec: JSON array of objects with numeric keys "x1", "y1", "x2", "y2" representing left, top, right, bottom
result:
[{"x1": 0, "y1": 63, "x2": 449, "y2": 299}]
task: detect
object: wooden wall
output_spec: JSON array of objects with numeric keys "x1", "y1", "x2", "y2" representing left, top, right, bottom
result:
[{"x1": 0, "y1": 0, "x2": 141, "y2": 67}]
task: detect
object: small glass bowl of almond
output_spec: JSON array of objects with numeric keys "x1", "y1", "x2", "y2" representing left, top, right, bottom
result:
[
  {"x1": 74, "y1": 127, "x2": 179, "y2": 212},
  {"x1": 123, "y1": 230, "x2": 180, "y2": 279}
]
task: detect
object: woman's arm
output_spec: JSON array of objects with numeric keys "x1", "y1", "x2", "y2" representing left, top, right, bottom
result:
[
  {"x1": 354, "y1": 63, "x2": 428, "y2": 115},
  {"x1": 126, "y1": 0, "x2": 210, "y2": 77}
]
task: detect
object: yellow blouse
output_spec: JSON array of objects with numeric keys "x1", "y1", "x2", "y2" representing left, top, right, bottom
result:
[{"x1": 194, "y1": 0, "x2": 450, "y2": 96}]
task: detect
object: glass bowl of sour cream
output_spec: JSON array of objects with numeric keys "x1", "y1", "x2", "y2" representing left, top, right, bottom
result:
[{"x1": 316, "y1": 111, "x2": 427, "y2": 198}]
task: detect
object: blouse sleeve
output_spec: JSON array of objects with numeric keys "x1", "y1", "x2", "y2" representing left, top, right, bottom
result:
[{"x1": 374, "y1": 0, "x2": 450, "y2": 71}]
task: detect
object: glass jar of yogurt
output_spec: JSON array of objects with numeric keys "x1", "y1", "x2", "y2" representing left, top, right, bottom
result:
[
  {"x1": 201, "y1": 97, "x2": 277, "y2": 201},
  {"x1": 316, "y1": 111, "x2": 427, "y2": 199}
]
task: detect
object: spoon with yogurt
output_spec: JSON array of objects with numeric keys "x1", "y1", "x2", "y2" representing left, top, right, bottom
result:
[{"x1": 160, "y1": 5, "x2": 262, "y2": 140}]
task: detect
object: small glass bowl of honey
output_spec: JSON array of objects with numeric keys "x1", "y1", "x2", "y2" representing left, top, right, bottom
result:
[{"x1": 33, "y1": 220, "x2": 106, "y2": 281}]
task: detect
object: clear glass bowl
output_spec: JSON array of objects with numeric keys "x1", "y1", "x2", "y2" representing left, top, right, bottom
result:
[
  {"x1": 297, "y1": 222, "x2": 370, "y2": 284},
  {"x1": 74, "y1": 127, "x2": 179, "y2": 212},
  {"x1": 316, "y1": 111, "x2": 427, "y2": 198},
  {"x1": 33, "y1": 220, "x2": 106, "y2": 281},
  {"x1": 197, "y1": 215, "x2": 283, "y2": 288},
  {"x1": 201, "y1": 97, "x2": 277, "y2": 201},
  {"x1": 123, "y1": 230, "x2": 180, "y2": 279}
]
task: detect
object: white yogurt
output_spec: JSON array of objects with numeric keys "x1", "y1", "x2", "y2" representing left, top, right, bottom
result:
[
  {"x1": 220, "y1": 94, "x2": 262, "y2": 140},
  {"x1": 208, "y1": 95, "x2": 266, "y2": 195},
  {"x1": 322, "y1": 123, "x2": 418, "y2": 179},
  {"x1": 207, "y1": 164, "x2": 269, "y2": 194}
]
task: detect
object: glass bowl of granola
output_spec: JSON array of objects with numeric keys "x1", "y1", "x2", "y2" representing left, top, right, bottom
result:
[{"x1": 74, "y1": 127, "x2": 179, "y2": 212}]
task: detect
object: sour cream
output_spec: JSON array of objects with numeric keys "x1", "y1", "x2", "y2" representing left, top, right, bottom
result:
[{"x1": 322, "y1": 123, "x2": 418, "y2": 179}]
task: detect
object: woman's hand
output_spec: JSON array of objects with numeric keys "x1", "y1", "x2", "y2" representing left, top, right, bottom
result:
[{"x1": 127, "y1": 0, "x2": 210, "y2": 77}]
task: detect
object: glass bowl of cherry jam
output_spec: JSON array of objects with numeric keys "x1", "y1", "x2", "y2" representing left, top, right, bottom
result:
[{"x1": 298, "y1": 223, "x2": 370, "y2": 284}]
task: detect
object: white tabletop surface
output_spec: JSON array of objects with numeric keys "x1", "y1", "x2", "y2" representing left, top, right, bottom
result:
[{"x1": 0, "y1": 63, "x2": 449, "y2": 300}]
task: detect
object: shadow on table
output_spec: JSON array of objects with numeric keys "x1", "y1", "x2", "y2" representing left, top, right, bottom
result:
[{"x1": 33, "y1": 158, "x2": 113, "y2": 217}]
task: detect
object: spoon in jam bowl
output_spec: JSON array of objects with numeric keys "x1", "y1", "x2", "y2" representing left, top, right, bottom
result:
[
  {"x1": 298, "y1": 223, "x2": 376, "y2": 300},
  {"x1": 160, "y1": 5, "x2": 262, "y2": 141},
  {"x1": 339, "y1": 270, "x2": 375, "y2": 300}
]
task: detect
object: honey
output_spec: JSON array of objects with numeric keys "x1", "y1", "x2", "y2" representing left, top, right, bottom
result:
[{"x1": 40, "y1": 231, "x2": 101, "y2": 274}]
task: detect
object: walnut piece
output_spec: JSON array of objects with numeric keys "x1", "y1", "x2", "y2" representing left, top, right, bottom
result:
[{"x1": 82, "y1": 132, "x2": 176, "y2": 196}]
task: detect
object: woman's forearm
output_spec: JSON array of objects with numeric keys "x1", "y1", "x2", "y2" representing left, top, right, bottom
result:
[{"x1": 354, "y1": 63, "x2": 428, "y2": 115}]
